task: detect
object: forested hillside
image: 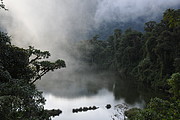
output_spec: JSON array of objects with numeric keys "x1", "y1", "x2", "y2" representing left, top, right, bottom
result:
[
  {"x1": 77, "y1": 9, "x2": 180, "y2": 90},
  {"x1": 75, "y1": 8, "x2": 180, "y2": 120}
]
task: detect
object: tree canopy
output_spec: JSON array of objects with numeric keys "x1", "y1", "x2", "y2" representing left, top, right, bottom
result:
[
  {"x1": 76, "y1": 9, "x2": 180, "y2": 120},
  {"x1": 77, "y1": 9, "x2": 180, "y2": 90},
  {"x1": 0, "y1": 32, "x2": 65, "y2": 119}
]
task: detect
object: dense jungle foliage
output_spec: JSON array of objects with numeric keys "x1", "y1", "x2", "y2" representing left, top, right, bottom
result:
[
  {"x1": 77, "y1": 9, "x2": 180, "y2": 90},
  {"x1": 76, "y1": 9, "x2": 180, "y2": 119},
  {"x1": 0, "y1": 32, "x2": 65, "y2": 119}
]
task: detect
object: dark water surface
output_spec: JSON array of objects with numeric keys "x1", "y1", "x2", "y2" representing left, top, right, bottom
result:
[{"x1": 36, "y1": 70, "x2": 160, "y2": 120}]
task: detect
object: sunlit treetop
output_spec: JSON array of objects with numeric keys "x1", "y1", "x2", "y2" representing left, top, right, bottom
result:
[{"x1": 163, "y1": 9, "x2": 180, "y2": 28}]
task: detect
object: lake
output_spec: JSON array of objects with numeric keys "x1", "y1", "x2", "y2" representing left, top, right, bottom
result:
[{"x1": 36, "y1": 70, "x2": 159, "y2": 120}]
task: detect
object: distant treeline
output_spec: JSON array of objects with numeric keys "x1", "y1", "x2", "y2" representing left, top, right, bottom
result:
[{"x1": 76, "y1": 9, "x2": 180, "y2": 90}]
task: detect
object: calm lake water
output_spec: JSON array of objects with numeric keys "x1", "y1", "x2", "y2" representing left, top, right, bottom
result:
[{"x1": 36, "y1": 70, "x2": 159, "y2": 120}]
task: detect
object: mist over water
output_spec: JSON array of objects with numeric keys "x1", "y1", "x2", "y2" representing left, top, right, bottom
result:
[
  {"x1": 36, "y1": 70, "x2": 115, "y2": 98},
  {"x1": 1, "y1": 1, "x2": 178, "y2": 119},
  {"x1": 37, "y1": 71, "x2": 148, "y2": 120},
  {"x1": 1, "y1": 0, "x2": 179, "y2": 99}
]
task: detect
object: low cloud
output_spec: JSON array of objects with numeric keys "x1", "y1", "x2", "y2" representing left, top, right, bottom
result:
[{"x1": 0, "y1": 0, "x2": 179, "y2": 95}]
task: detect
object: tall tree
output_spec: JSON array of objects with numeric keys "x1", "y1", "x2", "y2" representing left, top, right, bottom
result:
[{"x1": 0, "y1": 32, "x2": 65, "y2": 119}]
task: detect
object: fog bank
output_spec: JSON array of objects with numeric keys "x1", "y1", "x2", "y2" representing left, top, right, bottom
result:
[{"x1": 0, "y1": 0, "x2": 179, "y2": 95}]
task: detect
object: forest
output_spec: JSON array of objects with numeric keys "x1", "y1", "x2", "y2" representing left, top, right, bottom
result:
[
  {"x1": 0, "y1": 1, "x2": 180, "y2": 119},
  {"x1": 75, "y1": 9, "x2": 180, "y2": 119},
  {"x1": 76, "y1": 9, "x2": 180, "y2": 89}
]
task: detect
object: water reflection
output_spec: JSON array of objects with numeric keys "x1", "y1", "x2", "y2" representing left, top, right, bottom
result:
[
  {"x1": 113, "y1": 76, "x2": 143, "y2": 104},
  {"x1": 36, "y1": 70, "x2": 156, "y2": 120},
  {"x1": 44, "y1": 89, "x2": 143, "y2": 120}
]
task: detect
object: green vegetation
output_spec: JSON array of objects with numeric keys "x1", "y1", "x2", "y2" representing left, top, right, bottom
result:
[
  {"x1": 76, "y1": 9, "x2": 180, "y2": 119},
  {"x1": 78, "y1": 9, "x2": 180, "y2": 90},
  {"x1": 125, "y1": 73, "x2": 180, "y2": 120},
  {"x1": 0, "y1": 32, "x2": 65, "y2": 119}
]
